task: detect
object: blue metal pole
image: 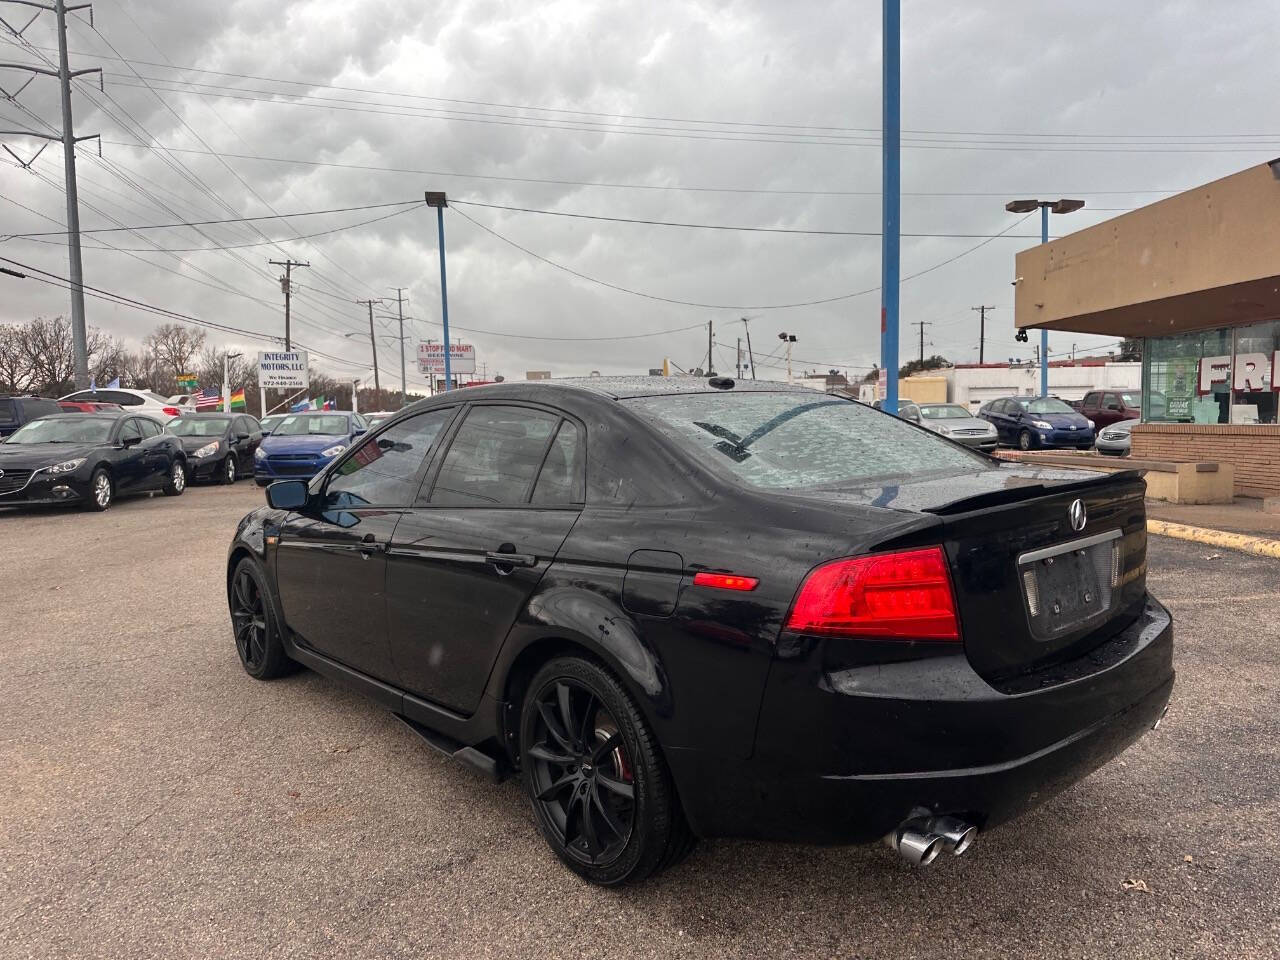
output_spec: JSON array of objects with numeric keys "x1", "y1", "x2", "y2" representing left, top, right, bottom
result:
[
  {"x1": 880, "y1": 0, "x2": 901, "y2": 415},
  {"x1": 1040, "y1": 204, "x2": 1049, "y2": 396},
  {"x1": 437, "y1": 205, "x2": 452, "y2": 392}
]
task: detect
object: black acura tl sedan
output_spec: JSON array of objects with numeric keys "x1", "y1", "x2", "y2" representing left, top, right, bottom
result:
[
  {"x1": 226, "y1": 378, "x2": 1173, "y2": 885},
  {"x1": 0, "y1": 411, "x2": 187, "y2": 511}
]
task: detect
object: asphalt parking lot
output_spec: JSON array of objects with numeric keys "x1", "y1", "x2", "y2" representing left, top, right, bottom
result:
[{"x1": 2, "y1": 485, "x2": 1278, "y2": 959}]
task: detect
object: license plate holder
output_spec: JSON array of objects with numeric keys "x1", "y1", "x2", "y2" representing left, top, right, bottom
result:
[{"x1": 1018, "y1": 530, "x2": 1121, "y2": 640}]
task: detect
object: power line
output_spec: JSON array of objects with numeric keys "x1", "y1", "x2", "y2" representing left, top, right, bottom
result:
[
  {"x1": 2, "y1": 198, "x2": 422, "y2": 238},
  {"x1": 450, "y1": 199, "x2": 1047, "y2": 238},
  {"x1": 451, "y1": 206, "x2": 1036, "y2": 311}
]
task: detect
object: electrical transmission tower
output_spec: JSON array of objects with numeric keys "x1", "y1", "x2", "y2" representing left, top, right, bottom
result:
[{"x1": 0, "y1": 0, "x2": 101, "y2": 389}]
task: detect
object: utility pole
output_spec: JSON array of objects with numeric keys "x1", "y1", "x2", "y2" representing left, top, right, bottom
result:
[
  {"x1": 736, "y1": 337, "x2": 742, "y2": 379},
  {"x1": 706, "y1": 319, "x2": 714, "y2": 375},
  {"x1": 741, "y1": 317, "x2": 757, "y2": 379},
  {"x1": 971, "y1": 305, "x2": 994, "y2": 364},
  {"x1": 0, "y1": 0, "x2": 102, "y2": 389},
  {"x1": 268, "y1": 259, "x2": 309, "y2": 350},
  {"x1": 356, "y1": 299, "x2": 383, "y2": 400},
  {"x1": 881, "y1": 0, "x2": 901, "y2": 414},
  {"x1": 911, "y1": 320, "x2": 931, "y2": 364},
  {"x1": 391, "y1": 287, "x2": 408, "y2": 406}
]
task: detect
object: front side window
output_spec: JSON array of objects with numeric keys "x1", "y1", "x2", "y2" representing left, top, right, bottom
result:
[
  {"x1": 118, "y1": 420, "x2": 143, "y2": 443},
  {"x1": 625, "y1": 392, "x2": 984, "y2": 491},
  {"x1": 430, "y1": 405, "x2": 559, "y2": 505},
  {"x1": 325, "y1": 409, "x2": 453, "y2": 507}
]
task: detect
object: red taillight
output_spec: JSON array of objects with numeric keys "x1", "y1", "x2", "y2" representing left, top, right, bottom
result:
[
  {"x1": 163, "y1": 406, "x2": 180, "y2": 417},
  {"x1": 693, "y1": 571, "x2": 759, "y2": 592},
  {"x1": 785, "y1": 546, "x2": 960, "y2": 641}
]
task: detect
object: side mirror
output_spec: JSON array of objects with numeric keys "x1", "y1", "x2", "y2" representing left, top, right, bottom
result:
[
  {"x1": 1107, "y1": 403, "x2": 1122, "y2": 412},
  {"x1": 266, "y1": 479, "x2": 310, "y2": 510},
  {"x1": 353, "y1": 427, "x2": 366, "y2": 437},
  {"x1": 120, "y1": 435, "x2": 140, "y2": 447},
  {"x1": 235, "y1": 431, "x2": 250, "y2": 440}
]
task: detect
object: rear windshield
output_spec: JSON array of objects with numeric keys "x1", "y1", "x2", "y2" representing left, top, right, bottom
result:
[{"x1": 624, "y1": 392, "x2": 985, "y2": 490}]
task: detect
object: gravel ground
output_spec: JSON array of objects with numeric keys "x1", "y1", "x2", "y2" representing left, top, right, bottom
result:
[{"x1": 2, "y1": 484, "x2": 1278, "y2": 959}]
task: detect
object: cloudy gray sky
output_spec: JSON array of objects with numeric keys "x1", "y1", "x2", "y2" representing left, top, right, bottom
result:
[{"x1": 2, "y1": 0, "x2": 1277, "y2": 390}]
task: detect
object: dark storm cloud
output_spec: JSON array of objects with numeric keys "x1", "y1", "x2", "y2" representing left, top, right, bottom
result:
[{"x1": 2, "y1": 0, "x2": 1277, "y2": 386}]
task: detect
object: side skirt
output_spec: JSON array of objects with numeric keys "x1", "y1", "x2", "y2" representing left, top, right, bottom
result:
[{"x1": 282, "y1": 634, "x2": 511, "y2": 782}]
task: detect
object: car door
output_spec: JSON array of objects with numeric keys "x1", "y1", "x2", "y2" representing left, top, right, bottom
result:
[
  {"x1": 111, "y1": 418, "x2": 149, "y2": 492},
  {"x1": 231, "y1": 416, "x2": 259, "y2": 472},
  {"x1": 985, "y1": 400, "x2": 1009, "y2": 441},
  {"x1": 273, "y1": 407, "x2": 458, "y2": 683},
  {"x1": 1098, "y1": 393, "x2": 1124, "y2": 427},
  {"x1": 386, "y1": 403, "x2": 585, "y2": 712},
  {"x1": 135, "y1": 417, "x2": 171, "y2": 487}
]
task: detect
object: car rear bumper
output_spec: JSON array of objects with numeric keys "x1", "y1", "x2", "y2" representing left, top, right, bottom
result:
[{"x1": 666, "y1": 595, "x2": 1174, "y2": 844}]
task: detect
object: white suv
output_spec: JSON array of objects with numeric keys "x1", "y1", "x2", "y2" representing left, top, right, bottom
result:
[{"x1": 59, "y1": 388, "x2": 194, "y2": 421}]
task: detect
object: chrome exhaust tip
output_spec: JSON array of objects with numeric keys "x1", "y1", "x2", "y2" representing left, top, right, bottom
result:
[
  {"x1": 886, "y1": 822, "x2": 944, "y2": 866},
  {"x1": 927, "y1": 815, "x2": 977, "y2": 856}
]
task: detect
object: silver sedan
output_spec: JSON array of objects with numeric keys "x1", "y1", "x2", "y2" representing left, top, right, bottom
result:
[
  {"x1": 914, "y1": 403, "x2": 999, "y2": 451},
  {"x1": 1095, "y1": 418, "x2": 1138, "y2": 456}
]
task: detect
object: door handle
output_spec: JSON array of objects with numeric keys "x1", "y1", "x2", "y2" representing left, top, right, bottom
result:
[
  {"x1": 357, "y1": 533, "x2": 384, "y2": 556},
  {"x1": 485, "y1": 550, "x2": 537, "y2": 570}
]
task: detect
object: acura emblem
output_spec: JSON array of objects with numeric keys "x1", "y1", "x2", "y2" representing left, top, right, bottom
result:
[
  {"x1": 0, "y1": 469, "x2": 4, "y2": 479},
  {"x1": 1069, "y1": 498, "x2": 1087, "y2": 532}
]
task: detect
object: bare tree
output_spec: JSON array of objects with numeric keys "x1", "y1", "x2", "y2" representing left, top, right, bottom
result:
[
  {"x1": 21, "y1": 316, "x2": 78, "y2": 395},
  {"x1": 89, "y1": 332, "x2": 129, "y2": 388},
  {"x1": 142, "y1": 323, "x2": 206, "y2": 394},
  {"x1": 0, "y1": 324, "x2": 34, "y2": 394}
]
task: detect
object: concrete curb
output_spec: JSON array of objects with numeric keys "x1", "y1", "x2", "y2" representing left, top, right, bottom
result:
[{"x1": 1147, "y1": 519, "x2": 1280, "y2": 559}]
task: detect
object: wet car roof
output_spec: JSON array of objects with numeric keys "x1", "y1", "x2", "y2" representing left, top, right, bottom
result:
[{"x1": 468, "y1": 376, "x2": 821, "y2": 401}]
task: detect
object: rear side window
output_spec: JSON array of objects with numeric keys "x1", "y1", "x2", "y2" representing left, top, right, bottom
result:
[
  {"x1": 0, "y1": 399, "x2": 15, "y2": 423},
  {"x1": 625, "y1": 392, "x2": 984, "y2": 491},
  {"x1": 531, "y1": 420, "x2": 585, "y2": 505},
  {"x1": 326, "y1": 409, "x2": 453, "y2": 507},
  {"x1": 138, "y1": 418, "x2": 161, "y2": 438},
  {"x1": 430, "y1": 405, "x2": 558, "y2": 505}
]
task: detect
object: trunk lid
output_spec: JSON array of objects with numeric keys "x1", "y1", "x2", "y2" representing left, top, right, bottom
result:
[{"x1": 791, "y1": 463, "x2": 1149, "y2": 681}]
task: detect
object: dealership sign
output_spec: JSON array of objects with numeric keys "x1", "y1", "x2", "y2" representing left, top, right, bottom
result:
[
  {"x1": 1197, "y1": 352, "x2": 1280, "y2": 393},
  {"x1": 417, "y1": 342, "x2": 476, "y2": 375},
  {"x1": 257, "y1": 351, "x2": 309, "y2": 390}
]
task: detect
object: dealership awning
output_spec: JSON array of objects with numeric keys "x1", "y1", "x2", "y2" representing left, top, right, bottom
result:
[{"x1": 1013, "y1": 160, "x2": 1280, "y2": 337}]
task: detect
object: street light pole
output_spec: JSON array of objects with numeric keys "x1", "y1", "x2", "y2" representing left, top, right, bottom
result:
[
  {"x1": 391, "y1": 287, "x2": 408, "y2": 406},
  {"x1": 425, "y1": 192, "x2": 452, "y2": 391},
  {"x1": 222, "y1": 351, "x2": 241, "y2": 413},
  {"x1": 1005, "y1": 198, "x2": 1084, "y2": 396},
  {"x1": 880, "y1": 0, "x2": 901, "y2": 415}
]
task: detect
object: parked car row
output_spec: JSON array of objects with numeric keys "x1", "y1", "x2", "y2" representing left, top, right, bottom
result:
[{"x1": 2, "y1": 396, "x2": 377, "y2": 511}]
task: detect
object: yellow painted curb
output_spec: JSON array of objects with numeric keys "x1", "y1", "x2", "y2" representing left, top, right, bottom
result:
[{"x1": 1147, "y1": 519, "x2": 1280, "y2": 559}]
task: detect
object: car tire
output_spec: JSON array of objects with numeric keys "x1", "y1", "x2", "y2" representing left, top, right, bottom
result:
[
  {"x1": 162, "y1": 459, "x2": 187, "y2": 496},
  {"x1": 1018, "y1": 429, "x2": 1034, "y2": 451},
  {"x1": 221, "y1": 456, "x2": 237, "y2": 484},
  {"x1": 85, "y1": 468, "x2": 113, "y2": 512},
  {"x1": 228, "y1": 556, "x2": 296, "y2": 680},
  {"x1": 520, "y1": 656, "x2": 695, "y2": 886}
]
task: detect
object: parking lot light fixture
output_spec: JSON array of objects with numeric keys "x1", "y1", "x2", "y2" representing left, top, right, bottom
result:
[{"x1": 1005, "y1": 199, "x2": 1085, "y2": 395}]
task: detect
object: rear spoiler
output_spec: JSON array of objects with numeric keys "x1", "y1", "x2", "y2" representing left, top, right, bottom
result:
[{"x1": 922, "y1": 469, "x2": 1145, "y2": 516}]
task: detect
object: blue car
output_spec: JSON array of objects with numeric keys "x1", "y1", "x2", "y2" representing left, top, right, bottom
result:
[
  {"x1": 978, "y1": 396, "x2": 1095, "y2": 451},
  {"x1": 254, "y1": 411, "x2": 367, "y2": 486}
]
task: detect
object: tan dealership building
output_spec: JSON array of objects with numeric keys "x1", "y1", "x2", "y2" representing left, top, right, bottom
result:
[{"x1": 1013, "y1": 159, "x2": 1280, "y2": 497}]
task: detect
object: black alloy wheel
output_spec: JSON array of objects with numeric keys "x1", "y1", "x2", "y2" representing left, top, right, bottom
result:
[
  {"x1": 521, "y1": 657, "x2": 695, "y2": 885},
  {"x1": 222, "y1": 456, "x2": 237, "y2": 484},
  {"x1": 1018, "y1": 429, "x2": 1034, "y2": 451},
  {"x1": 229, "y1": 558, "x2": 294, "y2": 679}
]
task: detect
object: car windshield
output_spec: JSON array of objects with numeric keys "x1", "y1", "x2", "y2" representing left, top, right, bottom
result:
[
  {"x1": 168, "y1": 417, "x2": 231, "y2": 437},
  {"x1": 1119, "y1": 393, "x2": 1140, "y2": 407},
  {"x1": 1015, "y1": 397, "x2": 1076, "y2": 414},
  {"x1": 625, "y1": 392, "x2": 985, "y2": 490},
  {"x1": 919, "y1": 404, "x2": 971, "y2": 419},
  {"x1": 272, "y1": 414, "x2": 349, "y2": 436},
  {"x1": 5, "y1": 417, "x2": 112, "y2": 444}
]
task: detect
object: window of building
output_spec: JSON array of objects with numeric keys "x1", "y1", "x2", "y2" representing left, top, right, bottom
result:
[
  {"x1": 1230, "y1": 319, "x2": 1279, "y2": 424},
  {"x1": 1142, "y1": 327, "x2": 1233, "y2": 423}
]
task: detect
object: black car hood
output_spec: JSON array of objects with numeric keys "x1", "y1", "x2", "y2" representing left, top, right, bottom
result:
[
  {"x1": 784, "y1": 462, "x2": 1141, "y2": 515},
  {"x1": 0, "y1": 442, "x2": 99, "y2": 470}
]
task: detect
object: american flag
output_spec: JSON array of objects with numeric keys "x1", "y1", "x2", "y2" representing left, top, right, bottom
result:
[{"x1": 195, "y1": 387, "x2": 223, "y2": 410}]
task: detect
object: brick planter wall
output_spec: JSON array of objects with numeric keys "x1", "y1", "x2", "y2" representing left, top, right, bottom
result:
[{"x1": 1130, "y1": 423, "x2": 1280, "y2": 497}]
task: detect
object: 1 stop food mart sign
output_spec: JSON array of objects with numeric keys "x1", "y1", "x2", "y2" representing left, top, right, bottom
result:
[{"x1": 417, "y1": 342, "x2": 476, "y2": 375}]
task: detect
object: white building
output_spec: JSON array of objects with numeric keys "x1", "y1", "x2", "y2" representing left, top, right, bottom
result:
[{"x1": 943, "y1": 360, "x2": 1141, "y2": 410}]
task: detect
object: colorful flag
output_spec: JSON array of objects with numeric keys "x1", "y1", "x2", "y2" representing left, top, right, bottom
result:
[
  {"x1": 323, "y1": 398, "x2": 336, "y2": 410},
  {"x1": 229, "y1": 388, "x2": 246, "y2": 410},
  {"x1": 196, "y1": 387, "x2": 223, "y2": 410},
  {"x1": 290, "y1": 398, "x2": 313, "y2": 413}
]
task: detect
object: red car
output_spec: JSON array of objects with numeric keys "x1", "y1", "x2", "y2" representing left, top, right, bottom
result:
[
  {"x1": 58, "y1": 400, "x2": 124, "y2": 414},
  {"x1": 1076, "y1": 391, "x2": 1141, "y2": 429}
]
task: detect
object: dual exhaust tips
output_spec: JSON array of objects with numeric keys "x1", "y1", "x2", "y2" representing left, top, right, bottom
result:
[{"x1": 886, "y1": 815, "x2": 977, "y2": 866}]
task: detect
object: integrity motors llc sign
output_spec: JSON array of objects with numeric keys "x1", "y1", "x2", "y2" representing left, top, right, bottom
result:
[{"x1": 257, "y1": 351, "x2": 309, "y2": 390}]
